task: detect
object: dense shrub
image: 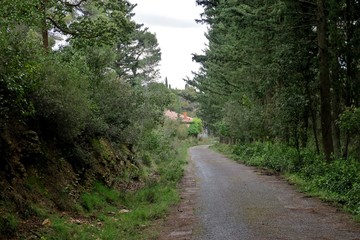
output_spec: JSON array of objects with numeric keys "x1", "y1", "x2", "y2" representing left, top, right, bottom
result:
[
  {"x1": 137, "y1": 118, "x2": 187, "y2": 167},
  {"x1": 0, "y1": 28, "x2": 42, "y2": 126},
  {"x1": 188, "y1": 117, "x2": 203, "y2": 137},
  {"x1": 34, "y1": 55, "x2": 91, "y2": 142},
  {"x1": 232, "y1": 142, "x2": 298, "y2": 172}
]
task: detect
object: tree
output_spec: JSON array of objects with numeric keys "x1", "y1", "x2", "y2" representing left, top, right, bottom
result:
[
  {"x1": 191, "y1": 0, "x2": 360, "y2": 161},
  {"x1": 0, "y1": 26, "x2": 43, "y2": 125},
  {"x1": 115, "y1": 27, "x2": 161, "y2": 86},
  {"x1": 317, "y1": 0, "x2": 334, "y2": 161},
  {"x1": 46, "y1": 0, "x2": 136, "y2": 50},
  {"x1": 165, "y1": 77, "x2": 169, "y2": 88},
  {"x1": 0, "y1": 0, "x2": 136, "y2": 51}
]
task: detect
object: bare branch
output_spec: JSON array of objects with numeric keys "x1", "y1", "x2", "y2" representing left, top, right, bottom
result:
[
  {"x1": 59, "y1": 0, "x2": 87, "y2": 7},
  {"x1": 298, "y1": 0, "x2": 316, "y2": 6}
]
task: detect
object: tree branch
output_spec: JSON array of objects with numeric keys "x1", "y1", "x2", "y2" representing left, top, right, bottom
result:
[
  {"x1": 59, "y1": 0, "x2": 87, "y2": 7},
  {"x1": 298, "y1": 0, "x2": 316, "y2": 6},
  {"x1": 46, "y1": 16, "x2": 77, "y2": 35}
]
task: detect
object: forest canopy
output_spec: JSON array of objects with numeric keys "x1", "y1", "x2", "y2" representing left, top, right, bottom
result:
[{"x1": 190, "y1": 0, "x2": 360, "y2": 162}]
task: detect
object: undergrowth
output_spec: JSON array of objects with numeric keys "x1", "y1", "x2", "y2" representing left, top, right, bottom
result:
[
  {"x1": 39, "y1": 137, "x2": 188, "y2": 240},
  {"x1": 37, "y1": 139, "x2": 190, "y2": 240},
  {"x1": 212, "y1": 142, "x2": 360, "y2": 219},
  {"x1": 0, "y1": 118, "x2": 193, "y2": 239}
]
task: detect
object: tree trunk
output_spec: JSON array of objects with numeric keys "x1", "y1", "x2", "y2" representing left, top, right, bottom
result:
[
  {"x1": 306, "y1": 81, "x2": 320, "y2": 154},
  {"x1": 300, "y1": 107, "x2": 309, "y2": 148},
  {"x1": 317, "y1": 0, "x2": 334, "y2": 162},
  {"x1": 311, "y1": 109, "x2": 320, "y2": 155},
  {"x1": 42, "y1": 0, "x2": 49, "y2": 51},
  {"x1": 343, "y1": 131, "x2": 350, "y2": 159},
  {"x1": 328, "y1": 3, "x2": 343, "y2": 158},
  {"x1": 331, "y1": 64, "x2": 342, "y2": 157}
]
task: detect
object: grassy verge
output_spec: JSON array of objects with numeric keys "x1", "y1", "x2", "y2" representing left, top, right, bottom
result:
[
  {"x1": 35, "y1": 140, "x2": 190, "y2": 240},
  {"x1": 211, "y1": 142, "x2": 360, "y2": 220}
]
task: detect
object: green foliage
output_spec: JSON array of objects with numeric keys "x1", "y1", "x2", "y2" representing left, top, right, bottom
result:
[
  {"x1": 214, "y1": 121, "x2": 230, "y2": 137},
  {"x1": 188, "y1": 117, "x2": 203, "y2": 137},
  {"x1": 231, "y1": 142, "x2": 299, "y2": 172},
  {"x1": 0, "y1": 27, "x2": 42, "y2": 125},
  {"x1": 116, "y1": 27, "x2": 162, "y2": 86},
  {"x1": 50, "y1": 0, "x2": 135, "y2": 48},
  {"x1": 81, "y1": 183, "x2": 119, "y2": 212},
  {"x1": 192, "y1": 0, "x2": 360, "y2": 161},
  {"x1": 190, "y1": 0, "x2": 291, "y2": 142},
  {"x1": 91, "y1": 138, "x2": 115, "y2": 162},
  {"x1": 0, "y1": 0, "x2": 41, "y2": 28},
  {"x1": 165, "y1": 118, "x2": 189, "y2": 140},
  {"x1": 0, "y1": 214, "x2": 19, "y2": 238},
  {"x1": 145, "y1": 83, "x2": 173, "y2": 111},
  {"x1": 43, "y1": 138, "x2": 189, "y2": 240},
  {"x1": 89, "y1": 78, "x2": 135, "y2": 140},
  {"x1": 34, "y1": 54, "x2": 91, "y2": 142},
  {"x1": 0, "y1": 0, "x2": 200, "y2": 239},
  {"x1": 137, "y1": 116, "x2": 189, "y2": 170},
  {"x1": 339, "y1": 107, "x2": 360, "y2": 134}
]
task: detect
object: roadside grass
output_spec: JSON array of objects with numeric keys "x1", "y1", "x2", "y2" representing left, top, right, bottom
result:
[
  {"x1": 39, "y1": 140, "x2": 190, "y2": 240},
  {"x1": 211, "y1": 142, "x2": 360, "y2": 220},
  {"x1": 0, "y1": 213, "x2": 19, "y2": 238},
  {"x1": 197, "y1": 136, "x2": 217, "y2": 145}
]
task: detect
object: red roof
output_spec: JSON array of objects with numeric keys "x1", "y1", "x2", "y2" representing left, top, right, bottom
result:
[{"x1": 164, "y1": 110, "x2": 193, "y2": 123}]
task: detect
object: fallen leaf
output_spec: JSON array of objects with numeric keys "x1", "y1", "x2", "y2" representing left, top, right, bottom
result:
[
  {"x1": 42, "y1": 219, "x2": 51, "y2": 227},
  {"x1": 119, "y1": 209, "x2": 131, "y2": 214}
]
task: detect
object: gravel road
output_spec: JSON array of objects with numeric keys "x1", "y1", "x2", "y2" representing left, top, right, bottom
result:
[{"x1": 190, "y1": 145, "x2": 360, "y2": 240}]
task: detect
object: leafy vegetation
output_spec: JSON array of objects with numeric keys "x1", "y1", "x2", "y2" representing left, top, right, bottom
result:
[
  {"x1": 189, "y1": 0, "x2": 360, "y2": 218},
  {"x1": 0, "y1": 0, "x2": 200, "y2": 238},
  {"x1": 190, "y1": 0, "x2": 360, "y2": 160},
  {"x1": 188, "y1": 117, "x2": 203, "y2": 137},
  {"x1": 39, "y1": 129, "x2": 190, "y2": 240}
]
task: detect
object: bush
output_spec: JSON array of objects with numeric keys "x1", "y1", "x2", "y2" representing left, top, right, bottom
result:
[
  {"x1": 188, "y1": 117, "x2": 203, "y2": 137},
  {"x1": 34, "y1": 54, "x2": 91, "y2": 142},
  {"x1": 230, "y1": 142, "x2": 298, "y2": 172},
  {"x1": 313, "y1": 159, "x2": 360, "y2": 195},
  {"x1": 0, "y1": 28, "x2": 42, "y2": 126}
]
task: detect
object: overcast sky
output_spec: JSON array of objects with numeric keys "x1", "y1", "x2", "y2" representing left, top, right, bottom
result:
[{"x1": 129, "y1": 0, "x2": 208, "y2": 89}]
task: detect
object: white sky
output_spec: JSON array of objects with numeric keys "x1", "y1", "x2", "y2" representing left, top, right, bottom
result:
[{"x1": 130, "y1": 0, "x2": 208, "y2": 89}]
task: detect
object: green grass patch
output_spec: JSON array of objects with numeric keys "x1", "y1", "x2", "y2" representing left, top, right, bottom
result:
[
  {"x1": 39, "y1": 140, "x2": 189, "y2": 240},
  {"x1": 0, "y1": 213, "x2": 19, "y2": 238}
]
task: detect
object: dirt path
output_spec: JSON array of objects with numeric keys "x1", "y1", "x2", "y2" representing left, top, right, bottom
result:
[{"x1": 158, "y1": 145, "x2": 360, "y2": 240}]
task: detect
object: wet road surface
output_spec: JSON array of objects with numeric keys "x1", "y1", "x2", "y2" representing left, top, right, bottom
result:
[{"x1": 190, "y1": 145, "x2": 360, "y2": 240}]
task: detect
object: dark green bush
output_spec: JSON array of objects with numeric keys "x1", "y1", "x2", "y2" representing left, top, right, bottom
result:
[
  {"x1": 0, "y1": 28, "x2": 42, "y2": 126},
  {"x1": 313, "y1": 159, "x2": 360, "y2": 195},
  {"x1": 34, "y1": 54, "x2": 91, "y2": 142}
]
